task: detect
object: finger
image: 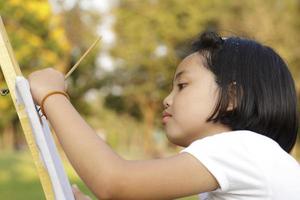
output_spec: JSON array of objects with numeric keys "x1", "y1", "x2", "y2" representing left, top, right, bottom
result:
[
  {"x1": 72, "y1": 185, "x2": 82, "y2": 198},
  {"x1": 72, "y1": 184, "x2": 78, "y2": 189},
  {"x1": 72, "y1": 184, "x2": 91, "y2": 200}
]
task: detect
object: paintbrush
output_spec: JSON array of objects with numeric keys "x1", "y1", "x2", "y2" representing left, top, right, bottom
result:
[{"x1": 65, "y1": 36, "x2": 101, "y2": 79}]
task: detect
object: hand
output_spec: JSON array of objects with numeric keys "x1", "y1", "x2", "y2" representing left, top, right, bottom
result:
[
  {"x1": 72, "y1": 184, "x2": 92, "y2": 200},
  {"x1": 28, "y1": 68, "x2": 66, "y2": 105}
]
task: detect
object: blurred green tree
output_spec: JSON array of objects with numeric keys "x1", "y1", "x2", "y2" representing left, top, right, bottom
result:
[
  {"x1": 0, "y1": 0, "x2": 70, "y2": 150},
  {"x1": 0, "y1": 0, "x2": 103, "y2": 150},
  {"x1": 108, "y1": 0, "x2": 300, "y2": 154}
]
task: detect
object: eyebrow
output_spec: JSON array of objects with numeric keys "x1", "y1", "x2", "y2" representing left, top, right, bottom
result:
[{"x1": 174, "y1": 70, "x2": 186, "y2": 82}]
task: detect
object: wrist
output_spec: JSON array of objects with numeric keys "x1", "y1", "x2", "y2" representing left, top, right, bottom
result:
[{"x1": 40, "y1": 91, "x2": 70, "y2": 118}]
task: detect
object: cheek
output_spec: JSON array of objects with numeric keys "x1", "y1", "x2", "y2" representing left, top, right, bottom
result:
[{"x1": 173, "y1": 89, "x2": 218, "y2": 130}]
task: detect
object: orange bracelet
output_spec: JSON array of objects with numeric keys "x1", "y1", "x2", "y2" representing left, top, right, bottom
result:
[{"x1": 40, "y1": 91, "x2": 70, "y2": 118}]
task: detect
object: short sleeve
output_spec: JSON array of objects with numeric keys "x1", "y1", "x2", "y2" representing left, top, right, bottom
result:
[{"x1": 180, "y1": 132, "x2": 265, "y2": 193}]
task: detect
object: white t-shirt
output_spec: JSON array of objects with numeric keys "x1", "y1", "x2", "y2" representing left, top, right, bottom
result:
[{"x1": 180, "y1": 130, "x2": 300, "y2": 200}]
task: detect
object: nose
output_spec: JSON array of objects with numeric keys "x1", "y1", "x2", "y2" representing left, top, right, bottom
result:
[{"x1": 163, "y1": 92, "x2": 172, "y2": 109}]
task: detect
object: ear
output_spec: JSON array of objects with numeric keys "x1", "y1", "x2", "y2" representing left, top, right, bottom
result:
[{"x1": 226, "y1": 82, "x2": 237, "y2": 111}]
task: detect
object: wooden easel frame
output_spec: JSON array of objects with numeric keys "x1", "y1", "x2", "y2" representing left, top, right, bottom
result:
[{"x1": 0, "y1": 16, "x2": 74, "y2": 200}]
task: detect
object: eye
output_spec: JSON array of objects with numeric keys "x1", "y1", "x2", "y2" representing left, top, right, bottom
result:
[{"x1": 177, "y1": 83, "x2": 188, "y2": 90}]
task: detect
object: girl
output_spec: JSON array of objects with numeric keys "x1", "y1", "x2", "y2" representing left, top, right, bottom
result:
[{"x1": 28, "y1": 31, "x2": 300, "y2": 200}]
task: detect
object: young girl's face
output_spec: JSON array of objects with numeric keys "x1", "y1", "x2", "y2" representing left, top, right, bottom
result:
[{"x1": 163, "y1": 52, "x2": 231, "y2": 147}]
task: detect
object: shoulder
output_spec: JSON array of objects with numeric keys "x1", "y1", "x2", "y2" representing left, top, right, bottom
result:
[
  {"x1": 183, "y1": 130, "x2": 279, "y2": 151},
  {"x1": 180, "y1": 130, "x2": 277, "y2": 192},
  {"x1": 180, "y1": 130, "x2": 300, "y2": 197},
  {"x1": 181, "y1": 130, "x2": 284, "y2": 168}
]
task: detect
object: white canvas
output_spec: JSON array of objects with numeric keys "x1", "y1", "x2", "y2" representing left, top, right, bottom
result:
[{"x1": 15, "y1": 76, "x2": 75, "y2": 200}]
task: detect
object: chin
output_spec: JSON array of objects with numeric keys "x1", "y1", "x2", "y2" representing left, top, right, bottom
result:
[{"x1": 166, "y1": 133, "x2": 189, "y2": 147}]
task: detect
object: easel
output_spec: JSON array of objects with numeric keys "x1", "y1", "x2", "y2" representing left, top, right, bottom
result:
[{"x1": 0, "y1": 16, "x2": 74, "y2": 200}]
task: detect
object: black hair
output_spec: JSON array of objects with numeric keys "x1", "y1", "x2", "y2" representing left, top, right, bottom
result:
[{"x1": 191, "y1": 31, "x2": 299, "y2": 153}]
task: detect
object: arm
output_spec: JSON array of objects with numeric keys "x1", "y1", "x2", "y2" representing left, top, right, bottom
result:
[{"x1": 28, "y1": 68, "x2": 218, "y2": 199}]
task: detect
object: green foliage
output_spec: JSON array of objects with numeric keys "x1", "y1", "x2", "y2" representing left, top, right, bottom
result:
[
  {"x1": 0, "y1": 0, "x2": 71, "y2": 144},
  {"x1": 0, "y1": 151, "x2": 198, "y2": 200},
  {"x1": 0, "y1": 0, "x2": 102, "y2": 148},
  {"x1": 0, "y1": 0, "x2": 299, "y2": 198},
  {"x1": 0, "y1": 151, "x2": 96, "y2": 199},
  {"x1": 0, "y1": 0, "x2": 70, "y2": 71},
  {"x1": 110, "y1": 0, "x2": 300, "y2": 125},
  {"x1": 59, "y1": 2, "x2": 103, "y2": 117}
]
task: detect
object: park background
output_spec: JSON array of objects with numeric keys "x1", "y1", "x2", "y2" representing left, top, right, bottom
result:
[{"x1": 0, "y1": 0, "x2": 299, "y2": 199}]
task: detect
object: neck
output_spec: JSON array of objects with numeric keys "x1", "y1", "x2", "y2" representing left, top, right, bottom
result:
[
  {"x1": 186, "y1": 123, "x2": 232, "y2": 146},
  {"x1": 203, "y1": 123, "x2": 232, "y2": 138}
]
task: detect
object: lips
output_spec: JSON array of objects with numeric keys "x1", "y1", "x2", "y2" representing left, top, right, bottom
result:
[{"x1": 162, "y1": 111, "x2": 172, "y2": 124}]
